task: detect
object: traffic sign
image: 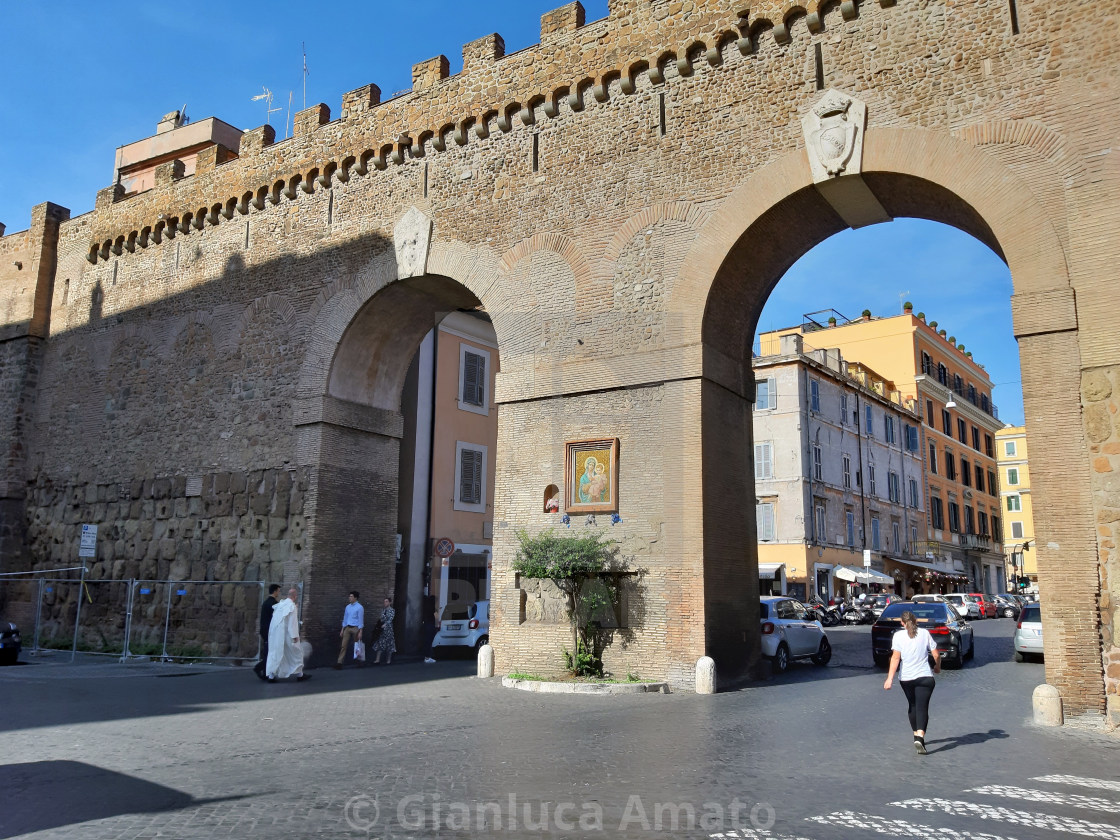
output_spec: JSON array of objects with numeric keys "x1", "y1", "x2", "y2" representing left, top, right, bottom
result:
[
  {"x1": 862, "y1": 549, "x2": 872, "y2": 568},
  {"x1": 79, "y1": 524, "x2": 98, "y2": 558},
  {"x1": 434, "y1": 537, "x2": 456, "y2": 558}
]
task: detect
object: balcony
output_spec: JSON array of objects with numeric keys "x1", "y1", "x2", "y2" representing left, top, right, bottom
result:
[{"x1": 960, "y1": 533, "x2": 997, "y2": 553}]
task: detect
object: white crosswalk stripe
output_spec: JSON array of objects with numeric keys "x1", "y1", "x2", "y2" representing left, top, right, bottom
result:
[
  {"x1": 890, "y1": 798, "x2": 1120, "y2": 839},
  {"x1": 1034, "y1": 776, "x2": 1120, "y2": 794},
  {"x1": 708, "y1": 830, "x2": 814, "y2": 840},
  {"x1": 967, "y1": 785, "x2": 1119, "y2": 813},
  {"x1": 805, "y1": 810, "x2": 1019, "y2": 840}
]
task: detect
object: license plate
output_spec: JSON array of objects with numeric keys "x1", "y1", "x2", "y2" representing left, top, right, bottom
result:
[
  {"x1": 1032, "y1": 629, "x2": 1042, "y2": 636},
  {"x1": 446, "y1": 623, "x2": 462, "y2": 631}
]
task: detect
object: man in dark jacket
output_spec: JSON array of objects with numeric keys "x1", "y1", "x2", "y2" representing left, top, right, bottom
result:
[{"x1": 254, "y1": 584, "x2": 281, "y2": 680}]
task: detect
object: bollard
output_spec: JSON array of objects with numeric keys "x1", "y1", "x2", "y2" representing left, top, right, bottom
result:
[
  {"x1": 696, "y1": 656, "x2": 716, "y2": 694},
  {"x1": 1033, "y1": 683, "x2": 1063, "y2": 727},
  {"x1": 477, "y1": 643, "x2": 494, "y2": 678}
]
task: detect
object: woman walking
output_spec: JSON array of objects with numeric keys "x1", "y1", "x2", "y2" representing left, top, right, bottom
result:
[
  {"x1": 883, "y1": 610, "x2": 941, "y2": 754},
  {"x1": 372, "y1": 597, "x2": 397, "y2": 664}
]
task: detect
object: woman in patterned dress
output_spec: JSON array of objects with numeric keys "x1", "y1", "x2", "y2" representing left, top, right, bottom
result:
[{"x1": 372, "y1": 597, "x2": 396, "y2": 664}]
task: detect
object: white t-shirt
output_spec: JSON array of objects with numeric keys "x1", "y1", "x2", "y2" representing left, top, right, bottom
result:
[{"x1": 891, "y1": 627, "x2": 937, "y2": 681}]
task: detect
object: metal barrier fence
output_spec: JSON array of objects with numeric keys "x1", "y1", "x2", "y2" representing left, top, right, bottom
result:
[{"x1": 0, "y1": 574, "x2": 272, "y2": 662}]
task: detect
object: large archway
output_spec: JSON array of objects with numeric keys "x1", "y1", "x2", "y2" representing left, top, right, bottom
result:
[{"x1": 674, "y1": 128, "x2": 1100, "y2": 711}]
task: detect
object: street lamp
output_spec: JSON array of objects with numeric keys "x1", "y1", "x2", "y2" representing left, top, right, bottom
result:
[{"x1": 1009, "y1": 540, "x2": 1033, "y2": 590}]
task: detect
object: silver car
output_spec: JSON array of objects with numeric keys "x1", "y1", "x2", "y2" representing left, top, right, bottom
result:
[
  {"x1": 759, "y1": 597, "x2": 832, "y2": 673},
  {"x1": 1014, "y1": 602, "x2": 1044, "y2": 661},
  {"x1": 943, "y1": 593, "x2": 981, "y2": 620}
]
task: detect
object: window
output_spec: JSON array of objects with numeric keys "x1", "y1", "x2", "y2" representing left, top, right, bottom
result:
[
  {"x1": 892, "y1": 521, "x2": 901, "y2": 552},
  {"x1": 931, "y1": 497, "x2": 945, "y2": 530},
  {"x1": 945, "y1": 452, "x2": 957, "y2": 481},
  {"x1": 846, "y1": 511, "x2": 856, "y2": 547},
  {"x1": 985, "y1": 434, "x2": 994, "y2": 458},
  {"x1": 869, "y1": 465, "x2": 877, "y2": 495},
  {"x1": 888, "y1": 471, "x2": 901, "y2": 504},
  {"x1": 961, "y1": 458, "x2": 971, "y2": 487},
  {"x1": 921, "y1": 352, "x2": 933, "y2": 376},
  {"x1": 884, "y1": 415, "x2": 896, "y2": 444},
  {"x1": 458, "y1": 347, "x2": 490, "y2": 413},
  {"x1": 840, "y1": 393, "x2": 848, "y2": 425},
  {"x1": 909, "y1": 478, "x2": 919, "y2": 508},
  {"x1": 871, "y1": 516, "x2": 881, "y2": 550},
  {"x1": 754, "y1": 442, "x2": 773, "y2": 480},
  {"x1": 757, "y1": 502, "x2": 776, "y2": 542},
  {"x1": 992, "y1": 515, "x2": 1002, "y2": 542},
  {"x1": 926, "y1": 399, "x2": 935, "y2": 426},
  {"x1": 942, "y1": 409, "x2": 952, "y2": 435},
  {"x1": 1004, "y1": 440, "x2": 1017, "y2": 457},
  {"x1": 929, "y1": 444, "x2": 938, "y2": 475},
  {"x1": 755, "y1": 377, "x2": 776, "y2": 410},
  {"x1": 937, "y1": 363, "x2": 948, "y2": 386},
  {"x1": 1006, "y1": 467, "x2": 1020, "y2": 486},
  {"x1": 954, "y1": 374, "x2": 963, "y2": 393},
  {"x1": 948, "y1": 501, "x2": 961, "y2": 533},
  {"x1": 843, "y1": 455, "x2": 852, "y2": 489},
  {"x1": 988, "y1": 470, "x2": 998, "y2": 496},
  {"x1": 813, "y1": 445, "x2": 823, "y2": 481},
  {"x1": 905, "y1": 423, "x2": 919, "y2": 452},
  {"x1": 972, "y1": 426, "x2": 980, "y2": 451},
  {"x1": 957, "y1": 418, "x2": 968, "y2": 444},
  {"x1": 810, "y1": 379, "x2": 820, "y2": 412},
  {"x1": 815, "y1": 504, "x2": 826, "y2": 543},
  {"x1": 865, "y1": 405, "x2": 874, "y2": 436},
  {"x1": 1007, "y1": 494, "x2": 1022, "y2": 512},
  {"x1": 975, "y1": 468, "x2": 984, "y2": 494},
  {"x1": 454, "y1": 442, "x2": 488, "y2": 512},
  {"x1": 964, "y1": 505, "x2": 975, "y2": 535},
  {"x1": 981, "y1": 393, "x2": 991, "y2": 413},
  {"x1": 1011, "y1": 520, "x2": 1024, "y2": 539},
  {"x1": 978, "y1": 511, "x2": 989, "y2": 537},
  {"x1": 911, "y1": 524, "x2": 919, "y2": 545}
]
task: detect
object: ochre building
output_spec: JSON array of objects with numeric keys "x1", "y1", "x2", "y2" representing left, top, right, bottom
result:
[{"x1": 0, "y1": 0, "x2": 1116, "y2": 724}]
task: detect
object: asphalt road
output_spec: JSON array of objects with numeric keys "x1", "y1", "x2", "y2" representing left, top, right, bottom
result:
[{"x1": 0, "y1": 617, "x2": 1117, "y2": 839}]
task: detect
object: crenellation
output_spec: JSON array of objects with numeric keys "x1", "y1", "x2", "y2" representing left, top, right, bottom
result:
[
  {"x1": 412, "y1": 55, "x2": 451, "y2": 92},
  {"x1": 463, "y1": 33, "x2": 506, "y2": 73},
  {"x1": 541, "y1": 1, "x2": 587, "y2": 40},
  {"x1": 292, "y1": 103, "x2": 331, "y2": 138},
  {"x1": 238, "y1": 124, "x2": 276, "y2": 157},
  {"x1": 195, "y1": 144, "x2": 237, "y2": 175},
  {"x1": 340, "y1": 84, "x2": 382, "y2": 120}
]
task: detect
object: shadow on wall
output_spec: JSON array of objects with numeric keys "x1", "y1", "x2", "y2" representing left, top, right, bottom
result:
[{"x1": 0, "y1": 759, "x2": 249, "y2": 837}]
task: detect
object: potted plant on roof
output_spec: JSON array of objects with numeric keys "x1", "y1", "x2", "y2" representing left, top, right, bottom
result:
[
  {"x1": 861, "y1": 309, "x2": 872, "y2": 321},
  {"x1": 828, "y1": 316, "x2": 837, "y2": 326},
  {"x1": 903, "y1": 301, "x2": 913, "y2": 314}
]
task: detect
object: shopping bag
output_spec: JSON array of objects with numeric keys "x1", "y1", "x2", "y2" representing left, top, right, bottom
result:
[{"x1": 353, "y1": 640, "x2": 366, "y2": 661}]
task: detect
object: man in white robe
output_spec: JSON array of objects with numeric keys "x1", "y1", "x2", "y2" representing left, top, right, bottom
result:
[{"x1": 266, "y1": 587, "x2": 310, "y2": 682}]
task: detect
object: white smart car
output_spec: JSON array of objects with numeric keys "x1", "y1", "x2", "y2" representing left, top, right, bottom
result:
[
  {"x1": 1013, "y1": 602, "x2": 1044, "y2": 662},
  {"x1": 759, "y1": 596, "x2": 831, "y2": 673},
  {"x1": 432, "y1": 600, "x2": 489, "y2": 655}
]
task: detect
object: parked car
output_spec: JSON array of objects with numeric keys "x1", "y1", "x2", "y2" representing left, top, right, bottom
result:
[
  {"x1": 0, "y1": 620, "x2": 21, "y2": 665},
  {"x1": 760, "y1": 596, "x2": 832, "y2": 673},
  {"x1": 867, "y1": 594, "x2": 904, "y2": 619},
  {"x1": 993, "y1": 596, "x2": 1021, "y2": 620},
  {"x1": 431, "y1": 600, "x2": 489, "y2": 655},
  {"x1": 871, "y1": 601, "x2": 975, "y2": 669},
  {"x1": 943, "y1": 593, "x2": 981, "y2": 620},
  {"x1": 966, "y1": 593, "x2": 998, "y2": 619},
  {"x1": 1014, "y1": 602, "x2": 1044, "y2": 662}
]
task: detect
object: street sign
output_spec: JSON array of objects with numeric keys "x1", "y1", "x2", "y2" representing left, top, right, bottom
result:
[
  {"x1": 862, "y1": 549, "x2": 872, "y2": 568},
  {"x1": 435, "y1": 537, "x2": 456, "y2": 558},
  {"x1": 79, "y1": 524, "x2": 98, "y2": 558}
]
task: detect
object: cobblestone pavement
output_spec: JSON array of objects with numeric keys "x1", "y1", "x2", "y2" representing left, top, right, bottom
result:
[{"x1": 1, "y1": 621, "x2": 1117, "y2": 839}]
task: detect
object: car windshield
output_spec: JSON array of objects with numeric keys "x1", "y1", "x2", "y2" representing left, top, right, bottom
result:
[
  {"x1": 880, "y1": 602, "x2": 950, "y2": 623},
  {"x1": 441, "y1": 604, "x2": 471, "y2": 621},
  {"x1": 1021, "y1": 604, "x2": 1042, "y2": 623}
]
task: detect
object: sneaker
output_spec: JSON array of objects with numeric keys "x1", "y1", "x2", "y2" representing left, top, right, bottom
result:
[
  {"x1": 914, "y1": 737, "x2": 927, "y2": 755},
  {"x1": 424, "y1": 657, "x2": 437, "y2": 663}
]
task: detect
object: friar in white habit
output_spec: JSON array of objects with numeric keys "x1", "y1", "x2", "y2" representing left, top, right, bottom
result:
[{"x1": 265, "y1": 587, "x2": 311, "y2": 682}]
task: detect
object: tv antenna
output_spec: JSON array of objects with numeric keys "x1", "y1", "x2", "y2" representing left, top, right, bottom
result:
[
  {"x1": 302, "y1": 42, "x2": 309, "y2": 110},
  {"x1": 898, "y1": 290, "x2": 911, "y2": 313},
  {"x1": 251, "y1": 87, "x2": 282, "y2": 126},
  {"x1": 179, "y1": 104, "x2": 190, "y2": 126}
]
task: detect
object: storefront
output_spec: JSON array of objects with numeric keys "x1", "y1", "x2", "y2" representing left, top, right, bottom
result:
[
  {"x1": 832, "y1": 565, "x2": 895, "y2": 596},
  {"x1": 758, "y1": 563, "x2": 787, "y2": 597},
  {"x1": 887, "y1": 557, "x2": 969, "y2": 596}
]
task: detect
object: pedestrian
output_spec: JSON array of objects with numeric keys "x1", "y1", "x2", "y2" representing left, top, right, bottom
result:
[
  {"x1": 883, "y1": 610, "x2": 940, "y2": 754},
  {"x1": 422, "y1": 600, "x2": 440, "y2": 664},
  {"x1": 254, "y1": 584, "x2": 280, "y2": 681},
  {"x1": 266, "y1": 587, "x2": 311, "y2": 682},
  {"x1": 336, "y1": 590, "x2": 364, "y2": 669},
  {"x1": 372, "y1": 596, "x2": 396, "y2": 664}
]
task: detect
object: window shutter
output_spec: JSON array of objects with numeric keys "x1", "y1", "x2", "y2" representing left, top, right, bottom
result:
[
  {"x1": 757, "y1": 503, "x2": 775, "y2": 541},
  {"x1": 460, "y1": 449, "x2": 483, "y2": 504},
  {"x1": 754, "y1": 443, "x2": 772, "y2": 480},
  {"x1": 463, "y1": 352, "x2": 485, "y2": 406}
]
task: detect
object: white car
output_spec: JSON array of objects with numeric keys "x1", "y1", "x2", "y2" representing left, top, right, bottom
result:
[
  {"x1": 432, "y1": 600, "x2": 489, "y2": 655},
  {"x1": 1014, "y1": 602, "x2": 1044, "y2": 662},
  {"x1": 912, "y1": 593, "x2": 969, "y2": 619},
  {"x1": 760, "y1": 596, "x2": 831, "y2": 673},
  {"x1": 943, "y1": 593, "x2": 981, "y2": 620}
]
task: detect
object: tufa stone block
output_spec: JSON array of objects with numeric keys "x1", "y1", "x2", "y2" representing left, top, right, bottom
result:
[
  {"x1": 541, "y1": 2, "x2": 585, "y2": 39},
  {"x1": 412, "y1": 55, "x2": 450, "y2": 92},
  {"x1": 341, "y1": 83, "x2": 382, "y2": 120},
  {"x1": 293, "y1": 103, "x2": 331, "y2": 138},
  {"x1": 463, "y1": 33, "x2": 505, "y2": 73}
]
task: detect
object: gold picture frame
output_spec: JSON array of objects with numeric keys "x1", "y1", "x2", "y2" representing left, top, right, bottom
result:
[{"x1": 564, "y1": 438, "x2": 619, "y2": 514}]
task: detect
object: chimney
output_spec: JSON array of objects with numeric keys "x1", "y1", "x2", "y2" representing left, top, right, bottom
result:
[
  {"x1": 157, "y1": 110, "x2": 186, "y2": 134},
  {"x1": 780, "y1": 333, "x2": 804, "y2": 355}
]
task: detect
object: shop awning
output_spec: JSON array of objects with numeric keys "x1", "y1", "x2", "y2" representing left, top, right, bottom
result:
[
  {"x1": 833, "y1": 565, "x2": 894, "y2": 585},
  {"x1": 758, "y1": 563, "x2": 785, "y2": 580}
]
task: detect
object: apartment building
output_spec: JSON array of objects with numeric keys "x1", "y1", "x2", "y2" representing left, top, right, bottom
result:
[{"x1": 996, "y1": 425, "x2": 1036, "y2": 590}]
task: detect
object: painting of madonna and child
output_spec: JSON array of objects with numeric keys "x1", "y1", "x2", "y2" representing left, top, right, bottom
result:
[{"x1": 565, "y1": 439, "x2": 619, "y2": 514}]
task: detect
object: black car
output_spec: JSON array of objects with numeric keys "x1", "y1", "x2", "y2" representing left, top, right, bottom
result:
[
  {"x1": 871, "y1": 601, "x2": 974, "y2": 669},
  {"x1": 0, "y1": 620, "x2": 21, "y2": 665}
]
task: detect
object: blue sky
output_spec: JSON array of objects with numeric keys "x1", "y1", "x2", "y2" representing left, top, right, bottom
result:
[{"x1": 0, "y1": 1, "x2": 1022, "y2": 423}]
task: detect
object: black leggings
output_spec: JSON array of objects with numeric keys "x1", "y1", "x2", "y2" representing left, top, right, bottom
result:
[{"x1": 900, "y1": 676, "x2": 936, "y2": 732}]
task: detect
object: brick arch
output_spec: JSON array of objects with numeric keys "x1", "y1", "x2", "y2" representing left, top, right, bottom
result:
[
  {"x1": 236, "y1": 293, "x2": 298, "y2": 345},
  {"x1": 601, "y1": 201, "x2": 710, "y2": 268}
]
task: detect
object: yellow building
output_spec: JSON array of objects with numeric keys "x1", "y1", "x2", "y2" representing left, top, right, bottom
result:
[
  {"x1": 760, "y1": 309, "x2": 1006, "y2": 594},
  {"x1": 996, "y1": 425, "x2": 1036, "y2": 588}
]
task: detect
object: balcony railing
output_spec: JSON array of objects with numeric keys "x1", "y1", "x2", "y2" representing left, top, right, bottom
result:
[{"x1": 960, "y1": 533, "x2": 995, "y2": 552}]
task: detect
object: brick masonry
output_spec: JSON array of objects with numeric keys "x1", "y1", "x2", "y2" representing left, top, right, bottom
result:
[{"x1": 0, "y1": 0, "x2": 1116, "y2": 712}]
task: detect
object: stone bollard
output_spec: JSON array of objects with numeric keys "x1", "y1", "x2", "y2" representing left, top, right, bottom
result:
[
  {"x1": 696, "y1": 656, "x2": 716, "y2": 694},
  {"x1": 1033, "y1": 683, "x2": 1063, "y2": 727},
  {"x1": 477, "y1": 643, "x2": 494, "y2": 678}
]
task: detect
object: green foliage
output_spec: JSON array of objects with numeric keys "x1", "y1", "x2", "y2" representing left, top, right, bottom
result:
[
  {"x1": 861, "y1": 308, "x2": 872, "y2": 317},
  {"x1": 514, "y1": 529, "x2": 623, "y2": 678}
]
